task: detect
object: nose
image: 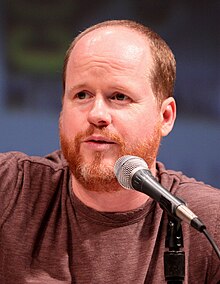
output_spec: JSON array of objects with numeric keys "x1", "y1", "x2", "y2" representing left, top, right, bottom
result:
[{"x1": 87, "y1": 96, "x2": 112, "y2": 127}]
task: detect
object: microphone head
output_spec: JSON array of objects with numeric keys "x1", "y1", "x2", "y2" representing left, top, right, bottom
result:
[{"x1": 114, "y1": 155, "x2": 149, "y2": 189}]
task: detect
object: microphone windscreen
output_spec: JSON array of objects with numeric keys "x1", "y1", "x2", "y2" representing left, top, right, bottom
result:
[{"x1": 114, "y1": 155, "x2": 148, "y2": 189}]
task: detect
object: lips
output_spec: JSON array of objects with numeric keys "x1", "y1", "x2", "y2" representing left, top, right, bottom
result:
[
  {"x1": 84, "y1": 136, "x2": 116, "y2": 144},
  {"x1": 89, "y1": 140, "x2": 114, "y2": 144}
]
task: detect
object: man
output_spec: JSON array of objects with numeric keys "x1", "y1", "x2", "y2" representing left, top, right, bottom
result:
[{"x1": 0, "y1": 20, "x2": 219, "y2": 283}]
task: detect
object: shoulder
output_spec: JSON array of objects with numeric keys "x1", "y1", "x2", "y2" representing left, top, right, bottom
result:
[
  {"x1": 0, "y1": 150, "x2": 68, "y2": 172},
  {"x1": 0, "y1": 149, "x2": 69, "y2": 196},
  {"x1": 0, "y1": 150, "x2": 69, "y2": 219},
  {"x1": 156, "y1": 161, "x2": 220, "y2": 221},
  {"x1": 156, "y1": 161, "x2": 220, "y2": 239},
  {"x1": 156, "y1": 161, "x2": 220, "y2": 213},
  {"x1": 156, "y1": 161, "x2": 220, "y2": 197}
]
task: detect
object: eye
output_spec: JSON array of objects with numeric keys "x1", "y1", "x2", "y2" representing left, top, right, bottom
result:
[
  {"x1": 75, "y1": 91, "x2": 90, "y2": 100},
  {"x1": 111, "y1": 93, "x2": 130, "y2": 101},
  {"x1": 76, "y1": 92, "x2": 88, "y2": 100}
]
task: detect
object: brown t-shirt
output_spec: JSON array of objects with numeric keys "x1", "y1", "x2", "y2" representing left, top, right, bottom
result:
[{"x1": 0, "y1": 151, "x2": 219, "y2": 283}]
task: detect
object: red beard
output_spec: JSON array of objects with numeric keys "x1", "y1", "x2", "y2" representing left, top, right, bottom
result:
[{"x1": 60, "y1": 121, "x2": 161, "y2": 192}]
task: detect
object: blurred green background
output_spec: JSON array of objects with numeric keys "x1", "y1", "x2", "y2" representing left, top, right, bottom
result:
[{"x1": 0, "y1": 0, "x2": 219, "y2": 187}]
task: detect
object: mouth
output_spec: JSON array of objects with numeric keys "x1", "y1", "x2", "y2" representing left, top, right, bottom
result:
[
  {"x1": 84, "y1": 135, "x2": 116, "y2": 144},
  {"x1": 88, "y1": 139, "x2": 115, "y2": 144},
  {"x1": 82, "y1": 136, "x2": 117, "y2": 151}
]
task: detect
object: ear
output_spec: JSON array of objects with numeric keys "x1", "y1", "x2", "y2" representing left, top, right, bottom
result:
[{"x1": 160, "y1": 97, "x2": 176, "y2": 137}]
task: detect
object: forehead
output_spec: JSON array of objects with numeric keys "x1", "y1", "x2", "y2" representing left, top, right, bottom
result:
[{"x1": 67, "y1": 26, "x2": 153, "y2": 71}]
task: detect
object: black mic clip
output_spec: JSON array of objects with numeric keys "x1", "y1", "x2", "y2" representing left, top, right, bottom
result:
[{"x1": 164, "y1": 216, "x2": 185, "y2": 283}]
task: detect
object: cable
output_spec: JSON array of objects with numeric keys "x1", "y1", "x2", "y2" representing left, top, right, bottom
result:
[{"x1": 202, "y1": 228, "x2": 220, "y2": 260}]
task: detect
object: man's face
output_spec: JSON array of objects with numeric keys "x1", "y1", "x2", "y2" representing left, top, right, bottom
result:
[{"x1": 60, "y1": 27, "x2": 163, "y2": 191}]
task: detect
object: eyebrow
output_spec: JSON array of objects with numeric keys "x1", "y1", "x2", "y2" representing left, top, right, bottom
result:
[{"x1": 66, "y1": 84, "x2": 87, "y2": 95}]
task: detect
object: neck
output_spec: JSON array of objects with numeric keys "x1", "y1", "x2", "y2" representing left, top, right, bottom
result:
[{"x1": 71, "y1": 174, "x2": 149, "y2": 212}]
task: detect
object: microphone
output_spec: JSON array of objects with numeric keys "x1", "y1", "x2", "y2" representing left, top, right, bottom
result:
[{"x1": 114, "y1": 155, "x2": 206, "y2": 232}]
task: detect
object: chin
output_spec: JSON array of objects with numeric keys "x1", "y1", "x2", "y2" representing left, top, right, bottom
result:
[{"x1": 82, "y1": 150, "x2": 118, "y2": 166}]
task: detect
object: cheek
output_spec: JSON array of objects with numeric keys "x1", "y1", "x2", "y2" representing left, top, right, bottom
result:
[
  {"x1": 60, "y1": 108, "x2": 83, "y2": 139},
  {"x1": 115, "y1": 110, "x2": 158, "y2": 142}
]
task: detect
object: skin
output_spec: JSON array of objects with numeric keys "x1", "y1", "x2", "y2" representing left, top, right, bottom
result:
[{"x1": 60, "y1": 26, "x2": 176, "y2": 212}]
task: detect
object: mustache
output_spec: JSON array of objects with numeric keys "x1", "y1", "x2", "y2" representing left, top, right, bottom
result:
[
  {"x1": 75, "y1": 125, "x2": 125, "y2": 145},
  {"x1": 59, "y1": 115, "x2": 124, "y2": 145}
]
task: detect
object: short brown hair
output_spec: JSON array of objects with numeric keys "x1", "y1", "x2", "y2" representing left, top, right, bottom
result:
[{"x1": 62, "y1": 20, "x2": 176, "y2": 104}]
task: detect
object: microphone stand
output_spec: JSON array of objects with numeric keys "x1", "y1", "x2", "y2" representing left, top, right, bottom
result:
[{"x1": 164, "y1": 216, "x2": 185, "y2": 283}]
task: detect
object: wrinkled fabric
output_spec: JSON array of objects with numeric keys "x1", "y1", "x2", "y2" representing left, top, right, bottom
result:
[{"x1": 0, "y1": 150, "x2": 219, "y2": 283}]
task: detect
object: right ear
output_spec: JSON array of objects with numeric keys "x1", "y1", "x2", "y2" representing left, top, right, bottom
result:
[{"x1": 159, "y1": 97, "x2": 176, "y2": 137}]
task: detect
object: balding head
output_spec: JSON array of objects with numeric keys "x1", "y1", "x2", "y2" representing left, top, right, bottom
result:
[{"x1": 62, "y1": 20, "x2": 176, "y2": 105}]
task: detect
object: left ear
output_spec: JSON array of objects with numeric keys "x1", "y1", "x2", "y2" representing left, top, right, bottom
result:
[{"x1": 159, "y1": 97, "x2": 176, "y2": 137}]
